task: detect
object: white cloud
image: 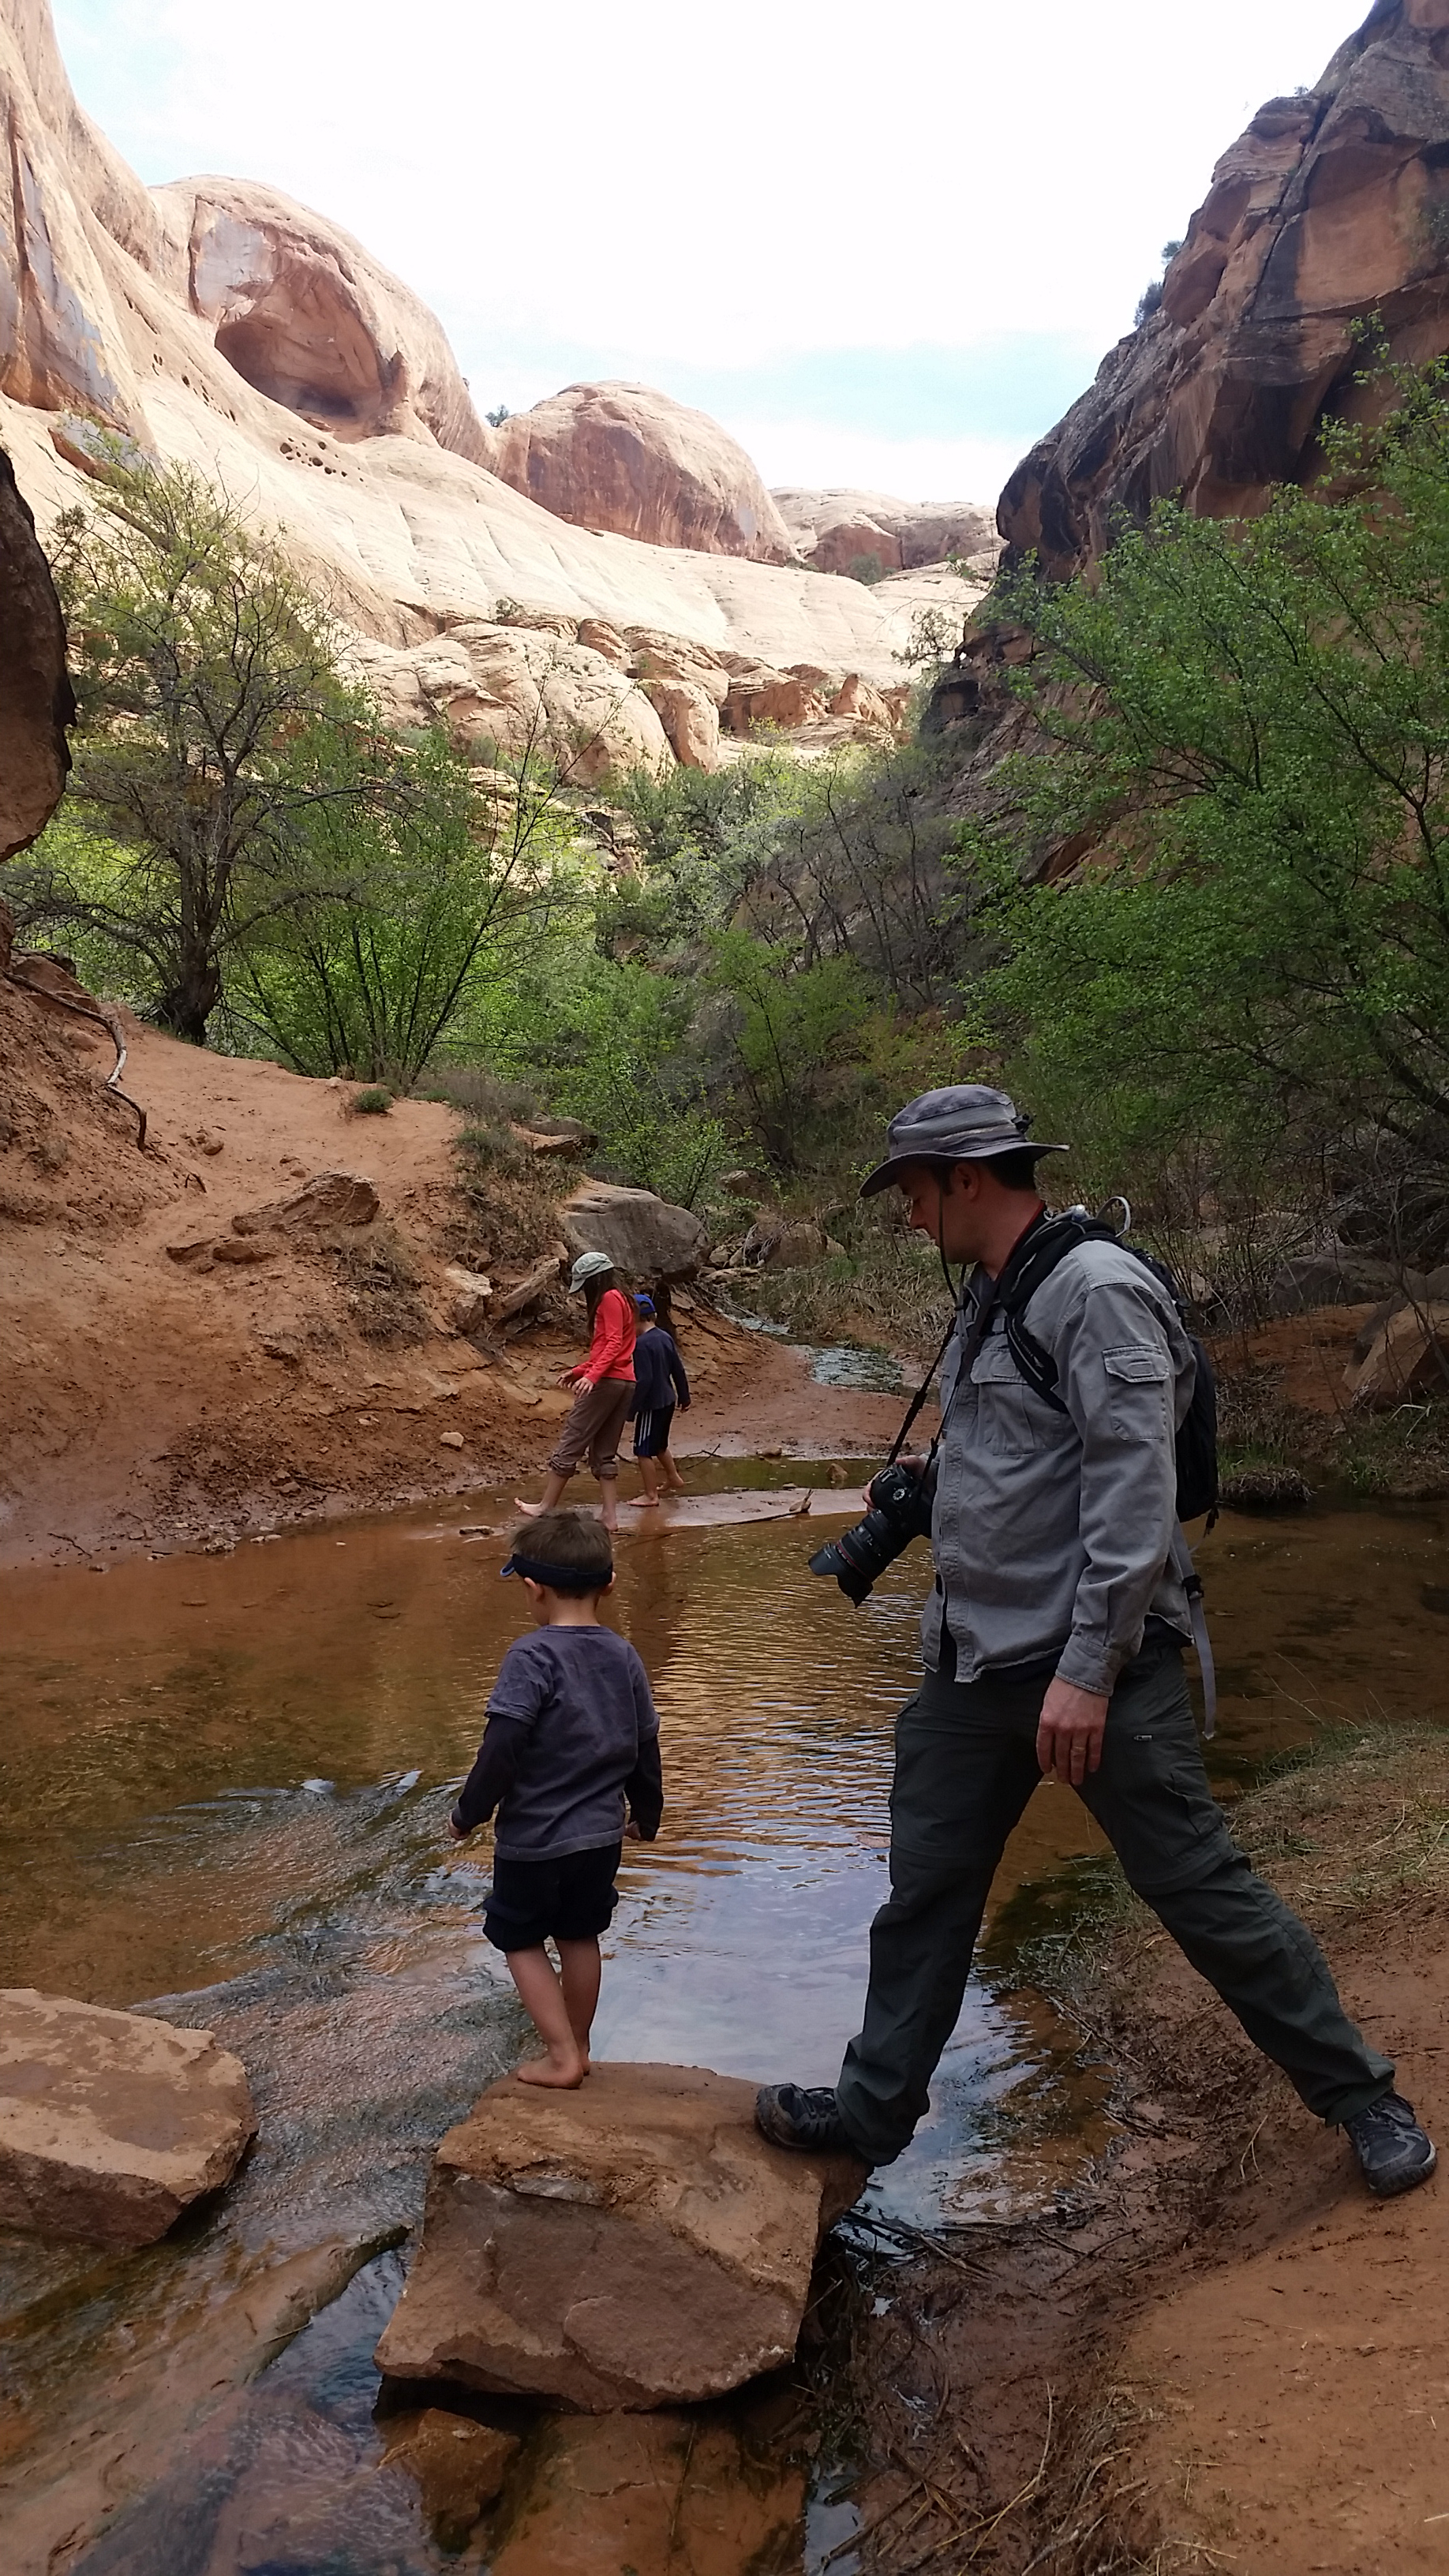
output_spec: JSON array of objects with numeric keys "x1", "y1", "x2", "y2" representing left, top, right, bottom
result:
[{"x1": 732, "y1": 421, "x2": 1027, "y2": 507}]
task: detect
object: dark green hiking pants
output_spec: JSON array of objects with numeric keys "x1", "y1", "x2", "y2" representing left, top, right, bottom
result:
[{"x1": 835, "y1": 1642, "x2": 1392, "y2": 2165}]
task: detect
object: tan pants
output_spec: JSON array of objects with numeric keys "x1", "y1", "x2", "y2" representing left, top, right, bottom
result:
[{"x1": 549, "y1": 1378, "x2": 635, "y2": 1480}]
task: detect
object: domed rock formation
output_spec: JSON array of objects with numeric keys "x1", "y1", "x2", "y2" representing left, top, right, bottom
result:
[
  {"x1": 1000, "y1": 0, "x2": 1449, "y2": 578},
  {"x1": 152, "y1": 178, "x2": 492, "y2": 463},
  {"x1": 0, "y1": 0, "x2": 987, "y2": 741},
  {"x1": 488, "y1": 383, "x2": 798, "y2": 564},
  {"x1": 773, "y1": 489, "x2": 1000, "y2": 580}
]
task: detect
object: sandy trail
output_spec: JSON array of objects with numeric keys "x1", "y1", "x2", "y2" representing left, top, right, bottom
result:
[{"x1": 0, "y1": 978, "x2": 913, "y2": 1570}]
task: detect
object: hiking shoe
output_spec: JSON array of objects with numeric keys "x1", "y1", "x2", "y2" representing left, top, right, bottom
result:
[
  {"x1": 1344, "y1": 2091, "x2": 1437, "y2": 2198},
  {"x1": 755, "y1": 2082, "x2": 859, "y2": 2159}
]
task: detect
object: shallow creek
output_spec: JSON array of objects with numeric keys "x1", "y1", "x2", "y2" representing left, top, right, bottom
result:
[{"x1": 2, "y1": 1472, "x2": 1447, "y2": 2573}]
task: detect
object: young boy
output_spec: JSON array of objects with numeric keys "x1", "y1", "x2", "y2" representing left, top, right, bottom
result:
[
  {"x1": 626, "y1": 1295, "x2": 691, "y2": 1507},
  {"x1": 449, "y1": 1509, "x2": 663, "y2": 2087}
]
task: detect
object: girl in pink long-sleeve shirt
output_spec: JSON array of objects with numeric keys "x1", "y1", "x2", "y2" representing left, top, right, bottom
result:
[{"x1": 515, "y1": 1252, "x2": 636, "y2": 1532}]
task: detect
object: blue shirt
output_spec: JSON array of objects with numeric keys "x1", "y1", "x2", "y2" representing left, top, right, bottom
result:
[
  {"x1": 454, "y1": 1626, "x2": 661, "y2": 1859},
  {"x1": 629, "y1": 1324, "x2": 690, "y2": 1416}
]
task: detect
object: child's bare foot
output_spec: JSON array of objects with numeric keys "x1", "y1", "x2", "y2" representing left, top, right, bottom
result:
[
  {"x1": 625, "y1": 1494, "x2": 659, "y2": 1507},
  {"x1": 516, "y1": 2046, "x2": 586, "y2": 2087},
  {"x1": 512, "y1": 1498, "x2": 544, "y2": 1518}
]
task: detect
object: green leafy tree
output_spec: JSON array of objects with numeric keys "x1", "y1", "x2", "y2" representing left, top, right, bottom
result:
[
  {"x1": 959, "y1": 365, "x2": 1449, "y2": 1251},
  {"x1": 710, "y1": 929, "x2": 875, "y2": 1170},
  {"x1": 228, "y1": 743, "x2": 576, "y2": 1087},
  {"x1": 24, "y1": 455, "x2": 395, "y2": 1043}
]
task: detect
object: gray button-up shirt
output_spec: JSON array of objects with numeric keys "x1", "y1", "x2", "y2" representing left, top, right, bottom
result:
[{"x1": 922, "y1": 1237, "x2": 1196, "y2": 1695}]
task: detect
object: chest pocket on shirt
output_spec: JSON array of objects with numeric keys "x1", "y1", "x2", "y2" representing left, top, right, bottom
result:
[
  {"x1": 1103, "y1": 1343, "x2": 1172, "y2": 1442},
  {"x1": 969, "y1": 1334, "x2": 1045, "y2": 1454}
]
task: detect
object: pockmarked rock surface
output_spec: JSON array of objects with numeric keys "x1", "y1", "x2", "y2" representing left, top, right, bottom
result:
[
  {"x1": 562, "y1": 1181, "x2": 710, "y2": 1282},
  {"x1": 372, "y1": 2062, "x2": 866, "y2": 2409},
  {"x1": 0, "y1": 1988, "x2": 256, "y2": 2245},
  {"x1": 490, "y1": 383, "x2": 797, "y2": 564},
  {"x1": 1000, "y1": 0, "x2": 1449, "y2": 578},
  {"x1": 0, "y1": 445, "x2": 73, "y2": 862}
]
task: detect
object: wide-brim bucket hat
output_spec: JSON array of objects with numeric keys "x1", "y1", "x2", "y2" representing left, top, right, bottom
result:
[
  {"x1": 567, "y1": 1250, "x2": 616, "y2": 1293},
  {"x1": 860, "y1": 1084, "x2": 1067, "y2": 1198}
]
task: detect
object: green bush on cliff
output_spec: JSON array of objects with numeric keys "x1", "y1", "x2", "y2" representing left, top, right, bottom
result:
[
  {"x1": 16, "y1": 454, "x2": 400, "y2": 1046},
  {"x1": 15, "y1": 453, "x2": 577, "y2": 1076},
  {"x1": 959, "y1": 363, "x2": 1449, "y2": 1259}
]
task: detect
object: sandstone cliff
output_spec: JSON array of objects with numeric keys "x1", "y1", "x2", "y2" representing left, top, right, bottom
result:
[
  {"x1": 488, "y1": 383, "x2": 796, "y2": 564},
  {"x1": 1000, "y1": 0, "x2": 1449, "y2": 578},
  {"x1": 0, "y1": 444, "x2": 72, "y2": 861},
  {"x1": 773, "y1": 489, "x2": 1000, "y2": 581},
  {"x1": 0, "y1": 0, "x2": 984, "y2": 736}
]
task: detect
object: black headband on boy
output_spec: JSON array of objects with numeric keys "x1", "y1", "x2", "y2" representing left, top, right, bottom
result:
[{"x1": 500, "y1": 1549, "x2": 611, "y2": 1593}]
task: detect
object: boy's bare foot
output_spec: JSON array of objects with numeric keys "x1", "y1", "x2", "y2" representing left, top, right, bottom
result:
[
  {"x1": 517, "y1": 2047, "x2": 587, "y2": 2087},
  {"x1": 625, "y1": 1494, "x2": 660, "y2": 1507},
  {"x1": 512, "y1": 1499, "x2": 544, "y2": 1517}
]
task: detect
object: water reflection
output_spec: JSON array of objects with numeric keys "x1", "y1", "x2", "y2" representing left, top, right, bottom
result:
[{"x1": 2, "y1": 1489, "x2": 1446, "y2": 2571}]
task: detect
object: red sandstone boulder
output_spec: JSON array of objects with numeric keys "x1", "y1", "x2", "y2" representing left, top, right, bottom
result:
[
  {"x1": 373, "y1": 2062, "x2": 865, "y2": 2409},
  {"x1": 0, "y1": 447, "x2": 73, "y2": 862},
  {"x1": 489, "y1": 383, "x2": 797, "y2": 564}
]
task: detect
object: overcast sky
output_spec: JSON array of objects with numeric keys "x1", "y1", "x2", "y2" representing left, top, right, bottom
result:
[{"x1": 55, "y1": 0, "x2": 1358, "y2": 506}]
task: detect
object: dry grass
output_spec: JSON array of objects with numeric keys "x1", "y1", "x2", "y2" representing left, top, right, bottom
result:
[
  {"x1": 315, "y1": 1219, "x2": 430, "y2": 1345},
  {"x1": 449, "y1": 1124, "x2": 568, "y2": 1267},
  {"x1": 1237, "y1": 1724, "x2": 1449, "y2": 1922},
  {"x1": 732, "y1": 1241, "x2": 955, "y2": 1361}
]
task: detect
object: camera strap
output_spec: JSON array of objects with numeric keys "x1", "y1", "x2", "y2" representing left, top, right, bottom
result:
[{"x1": 886, "y1": 1273, "x2": 998, "y2": 1466}]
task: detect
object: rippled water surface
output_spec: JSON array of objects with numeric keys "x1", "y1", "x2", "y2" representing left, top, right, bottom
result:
[{"x1": 2, "y1": 1480, "x2": 1447, "y2": 2572}]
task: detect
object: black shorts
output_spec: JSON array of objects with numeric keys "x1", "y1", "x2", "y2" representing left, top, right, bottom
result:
[
  {"x1": 633, "y1": 1403, "x2": 676, "y2": 1459},
  {"x1": 483, "y1": 1840, "x2": 623, "y2": 1953}
]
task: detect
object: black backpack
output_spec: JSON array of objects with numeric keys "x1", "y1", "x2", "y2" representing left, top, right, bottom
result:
[{"x1": 995, "y1": 1211, "x2": 1219, "y2": 1526}]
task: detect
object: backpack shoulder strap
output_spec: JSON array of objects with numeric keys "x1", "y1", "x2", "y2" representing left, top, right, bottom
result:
[{"x1": 997, "y1": 1213, "x2": 1117, "y2": 1413}]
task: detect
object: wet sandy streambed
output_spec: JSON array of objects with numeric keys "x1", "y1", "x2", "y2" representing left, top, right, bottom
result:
[{"x1": 2, "y1": 1470, "x2": 1447, "y2": 2572}]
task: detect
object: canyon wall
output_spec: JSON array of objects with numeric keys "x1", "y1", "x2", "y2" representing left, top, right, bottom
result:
[
  {"x1": 1000, "y1": 0, "x2": 1449, "y2": 578},
  {"x1": 0, "y1": 444, "x2": 71, "y2": 861},
  {"x1": 0, "y1": 0, "x2": 986, "y2": 764}
]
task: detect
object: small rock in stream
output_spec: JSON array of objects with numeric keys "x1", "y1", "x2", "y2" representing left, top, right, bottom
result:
[
  {"x1": 0, "y1": 1988, "x2": 255, "y2": 2246},
  {"x1": 380, "y1": 2409, "x2": 519, "y2": 2548}
]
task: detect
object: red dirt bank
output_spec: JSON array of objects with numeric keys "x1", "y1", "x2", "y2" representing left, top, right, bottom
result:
[{"x1": 0, "y1": 975, "x2": 904, "y2": 1570}]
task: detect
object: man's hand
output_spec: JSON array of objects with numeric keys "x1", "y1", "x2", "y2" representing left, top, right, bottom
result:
[
  {"x1": 861, "y1": 1451, "x2": 927, "y2": 1511},
  {"x1": 448, "y1": 1818, "x2": 469, "y2": 1842},
  {"x1": 623, "y1": 1818, "x2": 642, "y2": 1841},
  {"x1": 559, "y1": 1369, "x2": 592, "y2": 1391},
  {"x1": 1035, "y1": 1677, "x2": 1110, "y2": 1786}
]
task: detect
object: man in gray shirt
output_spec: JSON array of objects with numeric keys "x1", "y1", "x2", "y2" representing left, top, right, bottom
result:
[{"x1": 758, "y1": 1085, "x2": 1435, "y2": 2200}]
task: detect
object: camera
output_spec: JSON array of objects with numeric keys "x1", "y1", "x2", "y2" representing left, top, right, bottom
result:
[{"x1": 808, "y1": 1458, "x2": 938, "y2": 1606}]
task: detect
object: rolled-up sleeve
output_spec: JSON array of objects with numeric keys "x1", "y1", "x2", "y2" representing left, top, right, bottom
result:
[{"x1": 1052, "y1": 1282, "x2": 1181, "y2": 1695}]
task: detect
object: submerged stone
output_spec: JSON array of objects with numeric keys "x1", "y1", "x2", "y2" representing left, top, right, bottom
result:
[
  {"x1": 380, "y1": 2409, "x2": 520, "y2": 2548},
  {"x1": 0, "y1": 1987, "x2": 256, "y2": 2246},
  {"x1": 373, "y1": 2061, "x2": 865, "y2": 2409}
]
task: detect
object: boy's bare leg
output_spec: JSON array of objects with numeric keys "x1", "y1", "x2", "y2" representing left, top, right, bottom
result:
[
  {"x1": 627, "y1": 1458, "x2": 661, "y2": 1507},
  {"x1": 507, "y1": 1946, "x2": 586, "y2": 2086},
  {"x1": 515, "y1": 1470, "x2": 570, "y2": 1518},
  {"x1": 660, "y1": 1447, "x2": 686, "y2": 1494},
  {"x1": 556, "y1": 1937, "x2": 602, "y2": 2073},
  {"x1": 597, "y1": 1472, "x2": 620, "y2": 1533}
]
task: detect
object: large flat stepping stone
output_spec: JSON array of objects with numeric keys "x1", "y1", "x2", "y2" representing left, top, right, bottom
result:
[
  {"x1": 0, "y1": 1988, "x2": 256, "y2": 2246},
  {"x1": 373, "y1": 2061, "x2": 866, "y2": 2409}
]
